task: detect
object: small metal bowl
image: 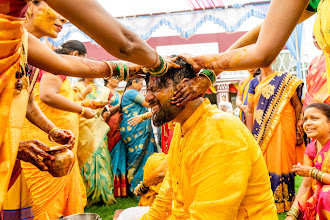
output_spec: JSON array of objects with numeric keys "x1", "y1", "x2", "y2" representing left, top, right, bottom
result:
[{"x1": 60, "y1": 213, "x2": 101, "y2": 220}]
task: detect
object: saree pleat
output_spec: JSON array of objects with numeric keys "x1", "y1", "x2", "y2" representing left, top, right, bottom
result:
[
  {"x1": 0, "y1": 14, "x2": 28, "y2": 210},
  {"x1": 251, "y1": 72, "x2": 304, "y2": 213},
  {"x1": 20, "y1": 77, "x2": 86, "y2": 219}
]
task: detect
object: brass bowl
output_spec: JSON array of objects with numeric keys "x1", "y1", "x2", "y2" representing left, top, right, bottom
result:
[
  {"x1": 44, "y1": 145, "x2": 75, "y2": 177},
  {"x1": 60, "y1": 213, "x2": 101, "y2": 220}
]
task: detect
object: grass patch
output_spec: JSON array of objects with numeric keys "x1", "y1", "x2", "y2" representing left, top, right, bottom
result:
[
  {"x1": 86, "y1": 176, "x2": 304, "y2": 220},
  {"x1": 84, "y1": 197, "x2": 138, "y2": 220}
]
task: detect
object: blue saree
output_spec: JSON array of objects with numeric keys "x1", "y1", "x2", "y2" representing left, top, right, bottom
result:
[{"x1": 120, "y1": 89, "x2": 157, "y2": 193}]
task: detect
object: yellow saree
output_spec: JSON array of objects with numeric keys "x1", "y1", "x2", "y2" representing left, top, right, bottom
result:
[
  {"x1": 20, "y1": 75, "x2": 86, "y2": 219},
  {"x1": 0, "y1": 14, "x2": 29, "y2": 210}
]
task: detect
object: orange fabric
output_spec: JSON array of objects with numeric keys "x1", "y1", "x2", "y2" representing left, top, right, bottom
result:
[
  {"x1": 0, "y1": 14, "x2": 27, "y2": 210},
  {"x1": 139, "y1": 153, "x2": 167, "y2": 207},
  {"x1": 20, "y1": 77, "x2": 86, "y2": 219},
  {"x1": 303, "y1": 54, "x2": 330, "y2": 109}
]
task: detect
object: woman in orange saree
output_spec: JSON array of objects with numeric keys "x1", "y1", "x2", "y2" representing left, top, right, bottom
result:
[
  {"x1": 287, "y1": 103, "x2": 330, "y2": 220},
  {"x1": 246, "y1": 64, "x2": 304, "y2": 213},
  {"x1": 303, "y1": 34, "x2": 330, "y2": 109}
]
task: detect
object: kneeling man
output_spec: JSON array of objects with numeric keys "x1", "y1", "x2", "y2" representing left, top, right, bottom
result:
[{"x1": 120, "y1": 58, "x2": 277, "y2": 219}]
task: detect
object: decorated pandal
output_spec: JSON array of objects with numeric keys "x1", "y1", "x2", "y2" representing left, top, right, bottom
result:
[{"x1": 1, "y1": 0, "x2": 330, "y2": 220}]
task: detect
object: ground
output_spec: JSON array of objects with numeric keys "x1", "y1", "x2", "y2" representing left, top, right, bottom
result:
[{"x1": 85, "y1": 176, "x2": 303, "y2": 220}]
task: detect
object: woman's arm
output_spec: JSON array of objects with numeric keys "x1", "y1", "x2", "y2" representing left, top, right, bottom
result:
[
  {"x1": 44, "y1": 0, "x2": 157, "y2": 68},
  {"x1": 128, "y1": 112, "x2": 152, "y2": 127},
  {"x1": 227, "y1": 10, "x2": 315, "y2": 51},
  {"x1": 39, "y1": 74, "x2": 83, "y2": 113},
  {"x1": 26, "y1": 91, "x2": 75, "y2": 146},
  {"x1": 109, "y1": 105, "x2": 120, "y2": 116},
  {"x1": 286, "y1": 176, "x2": 312, "y2": 219},
  {"x1": 28, "y1": 34, "x2": 110, "y2": 78},
  {"x1": 246, "y1": 101, "x2": 254, "y2": 132},
  {"x1": 182, "y1": 0, "x2": 310, "y2": 73},
  {"x1": 291, "y1": 92, "x2": 304, "y2": 135}
]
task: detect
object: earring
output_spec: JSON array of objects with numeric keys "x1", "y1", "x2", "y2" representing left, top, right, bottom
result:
[{"x1": 27, "y1": 11, "x2": 32, "y2": 18}]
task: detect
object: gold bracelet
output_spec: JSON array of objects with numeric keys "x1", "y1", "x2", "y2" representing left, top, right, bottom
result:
[
  {"x1": 141, "y1": 113, "x2": 148, "y2": 121},
  {"x1": 48, "y1": 127, "x2": 59, "y2": 142},
  {"x1": 309, "y1": 167, "x2": 315, "y2": 177},
  {"x1": 80, "y1": 107, "x2": 86, "y2": 116},
  {"x1": 320, "y1": 172, "x2": 326, "y2": 182},
  {"x1": 286, "y1": 206, "x2": 299, "y2": 220},
  {"x1": 146, "y1": 49, "x2": 159, "y2": 69},
  {"x1": 102, "y1": 61, "x2": 113, "y2": 80}
]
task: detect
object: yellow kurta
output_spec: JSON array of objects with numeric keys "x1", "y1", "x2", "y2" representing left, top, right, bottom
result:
[
  {"x1": 141, "y1": 99, "x2": 277, "y2": 220},
  {"x1": 20, "y1": 75, "x2": 86, "y2": 219}
]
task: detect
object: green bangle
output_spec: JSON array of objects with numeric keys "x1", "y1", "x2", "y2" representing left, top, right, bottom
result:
[
  {"x1": 123, "y1": 63, "x2": 128, "y2": 81},
  {"x1": 199, "y1": 69, "x2": 216, "y2": 84},
  {"x1": 113, "y1": 62, "x2": 120, "y2": 78},
  {"x1": 149, "y1": 55, "x2": 168, "y2": 76}
]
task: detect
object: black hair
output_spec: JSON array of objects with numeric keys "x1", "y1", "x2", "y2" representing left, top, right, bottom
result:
[
  {"x1": 123, "y1": 78, "x2": 142, "y2": 95},
  {"x1": 54, "y1": 40, "x2": 87, "y2": 56},
  {"x1": 253, "y1": 68, "x2": 261, "y2": 77},
  {"x1": 145, "y1": 57, "x2": 195, "y2": 89},
  {"x1": 305, "y1": 103, "x2": 330, "y2": 121},
  {"x1": 32, "y1": 1, "x2": 41, "y2": 5},
  {"x1": 119, "y1": 78, "x2": 142, "y2": 113}
]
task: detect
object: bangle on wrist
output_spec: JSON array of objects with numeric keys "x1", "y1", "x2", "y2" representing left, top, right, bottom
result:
[
  {"x1": 80, "y1": 107, "x2": 86, "y2": 116},
  {"x1": 148, "y1": 55, "x2": 168, "y2": 76},
  {"x1": 79, "y1": 94, "x2": 84, "y2": 100},
  {"x1": 146, "y1": 49, "x2": 159, "y2": 69},
  {"x1": 102, "y1": 61, "x2": 113, "y2": 80},
  {"x1": 286, "y1": 206, "x2": 299, "y2": 220},
  {"x1": 48, "y1": 127, "x2": 59, "y2": 142},
  {"x1": 198, "y1": 69, "x2": 216, "y2": 84}
]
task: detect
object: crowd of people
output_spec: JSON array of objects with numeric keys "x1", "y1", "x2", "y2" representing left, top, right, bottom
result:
[{"x1": 1, "y1": 0, "x2": 330, "y2": 219}]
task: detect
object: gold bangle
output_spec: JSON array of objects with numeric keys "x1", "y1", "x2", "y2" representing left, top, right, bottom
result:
[
  {"x1": 79, "y1": 94, "x2": 84, "y2": 100},
  {"x1": 286, "y1": 206, "x2": 299, "y2": 220},
  {"x1": 48, "y1": 127, "x2": 59, "y2": 142},
  {"x1": 102, "y1": 61, "x2": 113, "y2": 80},
  {"x1": 309, "y1": 167, "x2": 314, "y2": 177},
  {"x1": 80, "y1": 107, "x2": 85, "y2": 116},
  {"x1": 320, "y1": 172, "x2": 326, "y2": 182},
  {"x1": 146, "y1": 49, "x2": 159, "y2": 69}
]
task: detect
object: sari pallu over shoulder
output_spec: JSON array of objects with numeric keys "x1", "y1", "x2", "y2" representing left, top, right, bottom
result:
[
  {"x1": 298, "y1": 140, "x2": 330, "y2": 220},
  {"x1": 252, "y1": 72, "x2": 303, "y2": 153}
]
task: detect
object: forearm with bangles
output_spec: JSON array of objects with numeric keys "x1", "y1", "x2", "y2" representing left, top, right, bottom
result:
[
  {"x1": 26, "y1": 97, "x2": 57, "y2": 135},
  {"x1": 141, "y1": 112, "x2": 152, "y2": 121}
]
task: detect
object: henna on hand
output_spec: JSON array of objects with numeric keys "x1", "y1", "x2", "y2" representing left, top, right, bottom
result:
[
  {"x1": 292, "y1": 163, "x2": 312, "y2": 177},
  {"x1": 171, "y1": 76, "x2": 211, "y2": 106},
  {"x1": 51, "y1": 129, "x2": 75, "y2": 148},
  {"x1": 17, "y1": 140, "x2": 54, "y2": 171}
]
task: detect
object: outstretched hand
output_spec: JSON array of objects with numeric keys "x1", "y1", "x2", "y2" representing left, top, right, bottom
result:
[
  {"x1": 50, "y1": 129, "x2": 75, "y2": 149},
  {"x1": 292, "y1": 163, "x2": 312, "y2": 177},
  {"x1": 171, "y1": 76, "x2": 211, "y2": 106},
  {"x1": 17, "y1": 140, "x2": 54, "y2": 171},
  {"x1": 128, "y1": 115, "x2": 143, "y2": 127}
]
